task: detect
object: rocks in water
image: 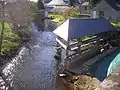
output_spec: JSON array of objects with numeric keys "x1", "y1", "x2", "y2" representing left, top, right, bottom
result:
[
  {"x1": 69, "y1": 76, "x2": 79, "y2": 84},
  {"x1": 54, "y1": 47, "x2": 62, "y2": 60},
  {"x1": 59, "y1": 73, "x2": 67, "y2": 77},
  {"x1": 54, "y1": 54, "x2": 61, "y2": 60}
]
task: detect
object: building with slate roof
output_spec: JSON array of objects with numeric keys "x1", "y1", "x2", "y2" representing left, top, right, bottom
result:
[
  {"x1": 92, "y1": 0, "x2": 120, "y2": 20},
  {"x1": 46, "y1": 0, "x2": 69, "y2": 6}
]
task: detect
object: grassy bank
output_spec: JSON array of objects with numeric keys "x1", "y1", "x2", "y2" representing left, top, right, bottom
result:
[{"x1": 0, "y1": 23, "x2": 20, "y2": 56}]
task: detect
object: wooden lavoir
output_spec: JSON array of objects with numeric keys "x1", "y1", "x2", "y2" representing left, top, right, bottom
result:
[{"x1": 53, "y1": 18, "x2": 119, "y2": 74}]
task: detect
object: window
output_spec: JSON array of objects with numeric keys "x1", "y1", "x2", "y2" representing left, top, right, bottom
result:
[{"x1": 99, "y1": 11, "x2": 104, "y2": 17}]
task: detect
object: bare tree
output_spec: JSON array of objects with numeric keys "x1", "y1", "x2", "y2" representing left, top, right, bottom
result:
[
  {"x1": 0, "y1": 0, "x2": 40, "y2": 54},
  {"x1": 5, "y1": 0, "x2": 33, "y2": 37}
]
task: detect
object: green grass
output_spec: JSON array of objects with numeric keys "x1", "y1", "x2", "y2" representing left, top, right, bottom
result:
[
  {"x1": 78, "y1": 14, "x2": 91, "y2": 18},
  {"x1": 48, "y1": 13, "x2": 91, "y2": 24},
  {"x1": 82, "y1": 36, "x2": 92, "y2": 41},
  {"x1": 111, "y1": 21, "x2": 120, "y2": 27},
  {"x1": 48, "y1": 14, "x2": 65, "y2": 23},
  {"x1": 0, "y1": 22, "x2": 20, "y2": 55}
]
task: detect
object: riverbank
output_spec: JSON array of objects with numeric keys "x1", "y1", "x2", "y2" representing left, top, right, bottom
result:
[
  {"x1": 0, "y1": 31, "x2": 61, "y2": 90},
  {"x1": 0, "y1": 39, "x2": 29, "y2": 66},
  {"x1": 0, "y1": 22, "x2": 32, "y2": 67}
]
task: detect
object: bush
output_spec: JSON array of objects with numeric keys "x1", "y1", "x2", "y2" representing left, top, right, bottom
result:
[
  {"x1": 111, "y1": 21, "x2": 120, "y2": 28},
  {"x1": 37, "y1": 0, "x2": 44, "y2": 10},
  {"x1": 48, "y1": 14, "x2": 65, "y2": 23},
  {"x1": 49, "y1": 7, "x2": 90, "y2": 24},
  {"x1": 62, "y1": 7, "x2": 81, "y2": 19}
]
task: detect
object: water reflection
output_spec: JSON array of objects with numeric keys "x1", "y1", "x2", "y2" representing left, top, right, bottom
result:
[{"x1": 0, "y1": 31, "x2": 63, "y2": 90}]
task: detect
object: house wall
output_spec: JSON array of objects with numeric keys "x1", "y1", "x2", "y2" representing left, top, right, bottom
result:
[{"x1": 92, "y1": 0, "x2": 120, "y2": 20}]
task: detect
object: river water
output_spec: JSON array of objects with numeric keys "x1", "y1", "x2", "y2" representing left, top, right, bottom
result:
[{"x1": 0, "y1": 28, "x2": 66, "y2": 90}]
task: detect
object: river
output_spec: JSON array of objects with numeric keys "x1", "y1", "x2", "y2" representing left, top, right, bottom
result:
[{"x1": 0, "y1": 25, "x2": 66, "y2": 90}]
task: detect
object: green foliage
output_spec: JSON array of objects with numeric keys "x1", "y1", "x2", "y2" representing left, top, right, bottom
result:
[
  {"x1": 111, "y1": 21, "x2": 120, "y2": 28},
  {"x1": 37, "y1": 0, "x2": 44, "y2": 10},
  {"x1": 82, "y1": 36, "x2": 92, "y2": 41},
  {"x1": 0, "y1": 23, "x2": 20, "y2": 56},
  {"x1": 62, "y1": 8, "x2": 81, "y2": 19},
  {"x1": 1, "y1": 40, "x2": 19, "y2": 55},
  {"x1": 48, "y1": 14, "x2": 65, "y2": 23},
  {"x1": 51, "y1": 7, "x2": 90, "y2": 23},
  {"x1": 48, "y1": 8, "x2": 90, "y2": 24}
]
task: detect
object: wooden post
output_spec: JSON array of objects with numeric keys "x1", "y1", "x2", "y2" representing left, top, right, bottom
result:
[
  {"x1": 54, "y1": 40, "x2": 62, "y2": 60},
  {"x1": 66, "y1": 46, "x2": 69, "y2": 56},
  {"x1": 57, "y1": 47, "x2": 62, "y2": 60},
  {"x1": 65, "y1": 40, "x2": 69, "y2": 69},
  {"x1": 56, "y1": 42, "x2": 59, "y2": 47},
  {"x1": 77, "y1": 39, "x2": 81, "y2": 54}
]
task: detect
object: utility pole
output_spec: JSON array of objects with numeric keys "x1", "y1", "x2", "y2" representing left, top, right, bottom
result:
[{"x1": 0, "y1": 0, "x2": 5, "y2": 55}]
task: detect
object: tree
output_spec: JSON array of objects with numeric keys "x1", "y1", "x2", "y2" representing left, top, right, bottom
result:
[
  {"x1": 4, "y1": 0, "x2": 38, "y2": 38},
  {"x1": 89, "y1": 0, "x2": 102, "y2": 8},
  {"x1": 0, "y1": 0, "x2": 38, "y2": 55},
  {"x1": 62, "y1": 7, "x2": 83, "y2": 19},
  {"x1": 37, "y1": 0, "x2": 44, "y2": 10}
]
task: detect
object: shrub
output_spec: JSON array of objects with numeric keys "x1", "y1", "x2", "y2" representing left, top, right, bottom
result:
[{"x1": 111, "y1": 21, "x2": 120, "y2": 28}]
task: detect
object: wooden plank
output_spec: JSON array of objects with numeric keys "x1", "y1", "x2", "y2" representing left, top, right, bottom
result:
[{"x1": 56, "y1": 38, "x2": 67, "y2": 49}]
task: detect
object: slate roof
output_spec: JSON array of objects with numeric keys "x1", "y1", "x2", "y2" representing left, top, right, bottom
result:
[
  {"x1": 82, "y1": 1, "x2": 89, "y2": 6},
  {"x1": 46, "y1": 0, "x2": 68, "y2": 6},
  {"x1": 100, "y1": 0, "x2": 120, "y2": 11},
  {"x1": 53, "y1": 18, "x2": 116, "y2": 41}
]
